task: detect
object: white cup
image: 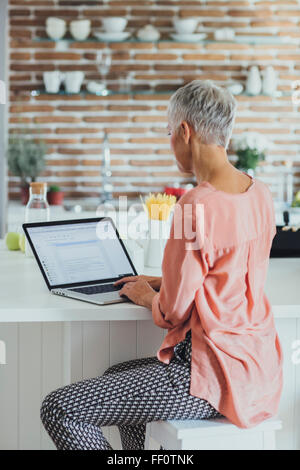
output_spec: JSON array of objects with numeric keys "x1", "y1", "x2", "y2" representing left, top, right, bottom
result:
[
  {"x1": 70, "y1": 19, "x2": 91, "y2": 40},
  {"x1": 46, "y1": 17, "x2": 67, "y2": 40},
  {"x1": 64, "y1": 71, "x2": 85, "y2": 94},
  {"x1": 173, "y1": 17, "x2": 199, "y2": 34},
  {"x1": 102, "y1": 17, "x2": 127, "y2": 33},
  {"x1": 43, "y1": 71, "x2": 64, "y2": 93}
]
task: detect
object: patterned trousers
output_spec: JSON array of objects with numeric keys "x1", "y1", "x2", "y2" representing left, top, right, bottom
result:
[{"x1": 41, "y1": 353, "x2": 221, "y2": 450}]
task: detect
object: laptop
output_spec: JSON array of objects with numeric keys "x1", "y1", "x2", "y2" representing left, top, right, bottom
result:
[{"x1": 22, "y1": 217, "x2": 137, "y2": 305}]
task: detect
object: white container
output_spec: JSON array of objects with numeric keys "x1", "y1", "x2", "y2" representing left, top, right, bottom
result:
[
  {"x1": 214, "y1": 27, "x2": 235, "y2": 41},
  {"x1": 246, "y1": 66, "x2": 262, "y2": 96},
  {"x1": 25, "y1": 183, "x2": 50, "y2": 257},
  {"x1": 262, "y1": 66, "x2": 277, "y2": 97},
  {"x1": 43, "y1": 71, "x2": 64, "y2": 93},
  {"x1": 70, "y1": 19, "x2": 91, "y2": 40},
  {"x1": 137, "y1": 25, "x2": 161, "y2": 41},
  {"x1": 102, "y1": 17, "x2": 127, "y2": 33},
  {"x1": 46, "y1": 17, "x2": 66, "y2": 40},
  {"x1": 64, "y1": 71, "x2": 85, "y2": 94},
  {"x1": 144, "y1": 220, "x2": 170, "y2": 268},
  {"x1": 173, "y1": 17, "x2": 199, "y2": 34}
]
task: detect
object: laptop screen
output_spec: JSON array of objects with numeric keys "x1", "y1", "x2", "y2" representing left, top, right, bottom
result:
[{"x1": 24, "y1": 219, "x2": 136, "y2": 289}]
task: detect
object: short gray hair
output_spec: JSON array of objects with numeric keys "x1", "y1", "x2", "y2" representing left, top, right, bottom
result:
[{"x1": 168, "y1": 80, "x2": 237, "y2": 149}]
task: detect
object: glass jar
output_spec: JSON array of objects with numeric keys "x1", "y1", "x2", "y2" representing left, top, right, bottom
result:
[{"x1": 25, "y1": 182, "x2": 50, "y2": 257}]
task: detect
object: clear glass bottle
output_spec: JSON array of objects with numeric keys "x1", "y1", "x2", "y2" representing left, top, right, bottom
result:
[{"x1": 25, "y1": 182, "x2": 50, "y2": 257}]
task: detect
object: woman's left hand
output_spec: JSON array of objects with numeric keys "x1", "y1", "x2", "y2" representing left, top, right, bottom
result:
[{"x1": 119, "y1": 279, "x2": 157, "y2": 309}]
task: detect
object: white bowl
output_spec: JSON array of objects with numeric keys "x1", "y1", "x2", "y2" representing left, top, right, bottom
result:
[
  {"x1": 46, "y1": 17, "x2": 66, "y2": 40},
  {"x1": 173, "y1": 18, "x2": 198, "y2": 34},
  {"x1": 102, "y1": 17, "x2": 127, "y2": 33},
  {"x1": 170, "y1": 33, "x2": 206, "y2": 43},
  {"x1": 70, "y1": 19, "x2": 91, "y2": 41},
  {"x1": 93, "y1": 31, "x2": 131, "y2": 42}
]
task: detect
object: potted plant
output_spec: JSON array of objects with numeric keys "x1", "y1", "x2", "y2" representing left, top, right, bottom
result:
[
  {"x1": 47, "y1": 185, "x2": 64, "y2": 206},
  {"x1": 232, "y1": 133, "x2": 270, "y2": 176},
  {"x1": 7, "y1": 134, "x2": 47, "y2": 205}
]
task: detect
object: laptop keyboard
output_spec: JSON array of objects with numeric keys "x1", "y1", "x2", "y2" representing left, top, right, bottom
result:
[{"x1": 70, "y1": 284, "x2": 121, "y2": 295}]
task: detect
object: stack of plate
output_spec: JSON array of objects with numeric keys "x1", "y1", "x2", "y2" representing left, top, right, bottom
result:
[
  {"x1": 169, "y1": 33, "x2": 207, "y2": 42},
  {"x1": 93, "y1": 31, "x2": 131, "y2": 42}
]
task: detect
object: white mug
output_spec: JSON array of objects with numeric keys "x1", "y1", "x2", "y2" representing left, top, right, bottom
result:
[
  {"x1": 70, "y1": 19, "x2": 91, "y2": 41},
  {"x1": 46, "y1": 17, "x2": 66, "y2": 40},
  {"x1": 64, "y1": 71, "x2": 85, "y2": 94},
  {"x1": 43, "y1": 71, "x2": 64, "y2": 93},
  {"x1": 102, "y1": 17, "x2": 127, "y2": 33},
  {"x1": 173, "y1": 17, "x2": 199, "y2": 34}
]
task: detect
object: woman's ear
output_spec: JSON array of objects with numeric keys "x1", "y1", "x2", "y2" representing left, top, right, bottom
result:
[{"x1": 181, "y1": 121, "x2": 191, "y2": 144}]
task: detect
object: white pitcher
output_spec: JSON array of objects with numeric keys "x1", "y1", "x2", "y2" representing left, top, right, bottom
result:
[
  {"x1": 43, "y1": 71, "x2": 64, "y2": 93},
  {"x1": 262, "y1": 66, "x2": 277, "y2": 97},
  {"x1": 246, "y1": 66, "x2": 262, "y2": 96},
  {"x1": 64, "y1": 71, "x2": 85, "y2": 94}
]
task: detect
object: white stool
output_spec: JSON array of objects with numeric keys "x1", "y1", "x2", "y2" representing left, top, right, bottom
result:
[{"x1": 145, "y1": 417, "x2": 282, "y2": 450}]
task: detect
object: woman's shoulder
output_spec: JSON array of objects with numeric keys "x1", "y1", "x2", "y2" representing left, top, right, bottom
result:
[{"x1": 177, "y1": 183, "x2": 215, "y2": 207}]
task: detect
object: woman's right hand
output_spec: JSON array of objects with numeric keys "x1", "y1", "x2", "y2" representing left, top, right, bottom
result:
[{"x1": 114, "y1": 275, "x2": 162, "y2": 291}]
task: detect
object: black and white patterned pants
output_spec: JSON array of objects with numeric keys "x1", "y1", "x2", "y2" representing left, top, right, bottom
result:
[{"x1": 41, "y1": 332, "x2": 221, "y2": 450}]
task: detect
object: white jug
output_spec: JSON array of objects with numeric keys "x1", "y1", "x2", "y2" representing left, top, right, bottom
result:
[
  {"x1": 262, "y1": 66, "x2": 277, "y2": 97},
  {"x1": 246, "y1": 66, "x2": 262, "y2": 96},
  {"x1": 64, "y1": 71, "x2": 85, "y2": 94},
  {"x1": 43, "y1": 71, "x2": 64, "y2": 93}
]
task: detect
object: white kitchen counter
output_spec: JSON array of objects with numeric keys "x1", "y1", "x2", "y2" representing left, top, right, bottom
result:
[
  {"x1": 1, "y1": 239, "x2": 300, "y2": 451},
  {"x1": 0, "y1": 240, "x2": 299, "y2": 322}
]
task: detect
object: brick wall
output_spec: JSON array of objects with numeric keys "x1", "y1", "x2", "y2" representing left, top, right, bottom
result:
[{"x1": 8, "y1": 0, "x2": 300, "y2": 202}]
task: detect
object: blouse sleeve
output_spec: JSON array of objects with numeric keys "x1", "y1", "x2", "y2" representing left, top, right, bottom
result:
[{"x1": 152, "y1": 202, "x2": 208, "y2": 329}]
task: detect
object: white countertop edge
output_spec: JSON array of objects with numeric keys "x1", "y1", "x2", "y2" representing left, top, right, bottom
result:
[
  {"x1": 0, "y1": 306, "x2": 153, "y2": 323},
  {"x1": 0, "y1": 305, "x2": 299, "y2": 323}
]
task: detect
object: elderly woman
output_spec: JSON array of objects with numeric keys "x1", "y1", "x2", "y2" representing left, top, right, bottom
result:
[{"x1": 41, "y1": 80, "x2": 283, "y2": 450}]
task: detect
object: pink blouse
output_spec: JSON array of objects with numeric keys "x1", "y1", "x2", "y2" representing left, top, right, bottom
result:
[{"x1": 152, "y1": 179, "x2": 283, "y2": 428}]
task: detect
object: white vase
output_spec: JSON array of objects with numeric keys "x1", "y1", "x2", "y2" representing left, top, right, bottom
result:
[
  {"x1": 262, "y1": 66, "x2": 277, "y2": 97},
  {"x1": 144, "y1": 220, "x2": 170, "y2": 268},
  {"x1": 246, "y1": 66, "x2": 262, "y2": 96},
  {"x1": 46, "y1": 17, "x2": 66, "y2": 40},
  {"x1": 64, "y1": 71, "x2": 85, "y2": 94},
  {"x1": 70, "y1": 19, "x2": 91, "y2": 41},
  {"x1": 43, "y1": 71, "x2": 64, "y2": 93}
]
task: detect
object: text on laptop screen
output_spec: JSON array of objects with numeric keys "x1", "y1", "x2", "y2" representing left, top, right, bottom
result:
[{"x1": 26, "y1": 221, "x2": 135, "y2": 287}]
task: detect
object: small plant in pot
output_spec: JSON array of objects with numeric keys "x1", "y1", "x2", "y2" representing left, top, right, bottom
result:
[
  {"x1": 7, "y1": 134, "x2": 47, "y2": 205},
  {"x1": 47, "y1": 185, "x2": 64, "y2": 206},
  {"x1": 232, "y1": 133, "x2": 270, "y2": 176}
]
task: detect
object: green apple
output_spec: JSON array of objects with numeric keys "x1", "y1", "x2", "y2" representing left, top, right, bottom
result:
[
  {"x1": 5, "y1": 232, "x2": 20, "y2": 251},
  {"x1": 19, "y1": 234, "x2": 26, "y2": 253},
  {"x1": 295, "y1": 191, "x2": 300, "y2": 202}
]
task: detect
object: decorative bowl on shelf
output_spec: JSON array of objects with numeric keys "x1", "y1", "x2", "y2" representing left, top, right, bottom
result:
[
  {"x1": 214, "y1": 27, "x2": 235, "y2": 41},
  {"x1": 170, "y1": 33, "x2": 206, "y2": 42},
  {"x1": 227, "y1": 83, "x2": 244, "y2": 96},
  {"x1": 86, "y1": 81, "x2": 107, "y2": 94},
  {"x1": 173, "y1": 17, "x2": 199, "y2": 34},
  {"x1": 102, "y1": 17, "x2": 127, "y2": 33},
  {"x1": 70, "y1": 19, "x2": 91, "y2": 41},
  {"x1": 46, "y1": 17, "x2": 67, "y2": 40},
  {"x1": 136, "y1": 25, "x2": 161, "y2": 41},
  {"x1": 93, "y1": 31, "x2": 131, "y2": 42}
]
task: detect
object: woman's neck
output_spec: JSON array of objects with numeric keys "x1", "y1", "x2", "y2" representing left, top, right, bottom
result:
[
  {"x1": 191, "y1": 140, "x2": 252, "y2": 194},
  {"x1": 191, "y1": 141, "x2": 231, "y2": 185}
]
